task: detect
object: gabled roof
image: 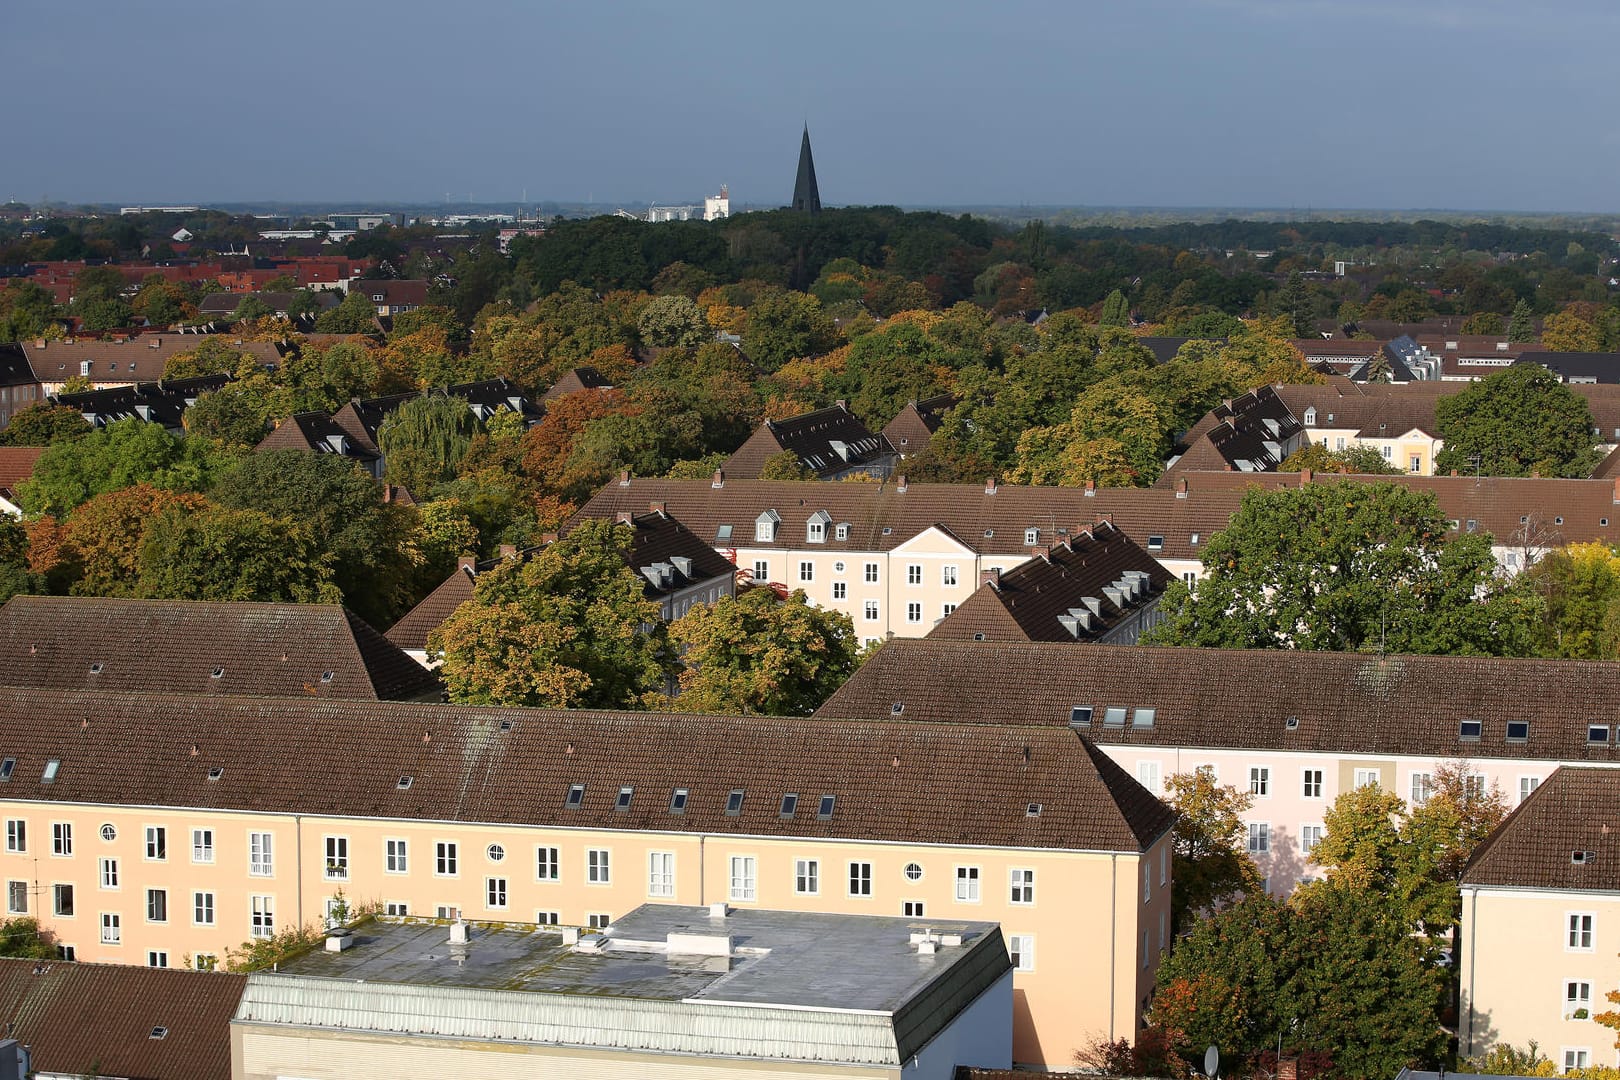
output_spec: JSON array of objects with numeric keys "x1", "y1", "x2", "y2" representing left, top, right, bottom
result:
[
  {"x1": 1516, "y1": 351, "x2": 1620, "y2": 385},
  {"x1": 619, "y1": 508, "x2": 738, "y2": 598},
  {"x1": 1464, "y1": 766, "x2": 1620, "y2": 891},
  {"x1": 0, "y1": 448, "x2": 43, "y2": 501},
  {"x1": 881, "y1": 394, "x2": 957, "y2": 454},
  {"x1": 819, "y1": 640, "x2": 1620, "y2": 763},
  {"x1": 56, "y1": 374, "x2": 232, "y2": 430},
  {"x1": 723, "y1": 404, "x2": 894, "y2": 479},
  {"x1": 930, "y1": 521, "x2": 1173, "y2": 643},
  {"x1": 1276, "y1": 378, "x2": 1620, "y2": 443},
  {"x1": 334, "y1": 377, "x2": 542, "y2": 449},
  {"x1": 0, "y1": 688, "x2": 1171, "y2": 853},
  {"x1": 255, "y1": 411, "x2": 381, "y2": 463},
  {"x1": 196, "y1": 290, "x2": 339, "y2": 316},
  {"x1": 0, "y1": 596, "x2": 441, "y2": 701},
  {"x1": 543, "y1": 365, "x2": 612, "y2": 401},
  {"x1": 0, "y1": 343, "x2": 35, "y2": 387},
  {"x1": 1136, "y1": 337, "x2": 1200, "y2": 364},
  {"x1": 19, "y1": 336, "x2": 280, "y2": 384},
  {"x1": 1169, "y1": 386, "x2": 1302, "y2": 474},
  {"x1": 385, "y1": 562, "x2": 478, "y2": 653},
  {"x1": 0, "y1": 959, "x2": 246, "y2": 1080},
  {"x1": 355, "y1": 279, "x2": 430, "y2": 306}
]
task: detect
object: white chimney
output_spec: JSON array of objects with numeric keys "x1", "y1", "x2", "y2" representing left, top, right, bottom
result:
[{"x1": 448, "y1": 920, "x2": 470, "y2": 945}]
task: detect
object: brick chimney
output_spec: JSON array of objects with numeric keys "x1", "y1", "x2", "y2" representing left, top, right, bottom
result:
[
  {"x1": 1176, "y1": 477, "x2": 1188, "y2": 499},
  {"x1": 540, "y1": 532, "x2": 558, "y2": 545},
  {"x1": 711, "y1": 469, "x2": 725, "y2": 489},
  {"x1": 617, "y1": 469, "x2": 631, "y2": 486},
  {"x1": 1084, "y1": 480, "x2": 1095, "y2": 496},
  {"x1": 499, "y1": 544, "x2": 519, "y2": 559},
  {"x1": 457, "y1": 556, "x2": 477, "y2": 573},
  {"x1": 980, "y1": 567, "x2": 1001, "y2": 589},
  {"x1": 1277, "y1": 1057, "x2": 1298, "y2": 1080},
  {"x1": 648, "y1": 501, "x2": 666, "y2": 515},
  {"x1": 896, "y1": 474, "x2": 907, "y2": 493},
  {"x1": 615, "y1": 511, "x2": 635, "y2": 526},
  {"x1": 1299, "y1": 468, "x2": 1312, "y2": 486},
  {"x1": 985, "y1": 477, "x2": 997, "y2": 495}
]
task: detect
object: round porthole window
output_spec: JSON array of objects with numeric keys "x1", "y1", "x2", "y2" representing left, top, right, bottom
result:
[
  {"x1": 487, "y1": 843, "x2": 505, "y2": 863},
  {"x1": 100, "y1": 824, "x2": 117, "y2": 842},
  {"x1": 834, "y1": 561, "x2": 846, "y2": 573},
  {"x1": 903, "y1": 862, "x2": 923, "y2": 882}
]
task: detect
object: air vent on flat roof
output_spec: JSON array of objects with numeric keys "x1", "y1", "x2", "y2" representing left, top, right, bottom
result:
[
  {"x1": 1589, "y1": 724, "x2": 1610, "y2": 745},
  {"x1": 1285, "y1": 716, "x2": 1299, "y2": 731},
  {"x1": 40, "y1": 759, "x2": 59, "y2": 784},
  {"x1": 0, "y1": 759, "x2": 14, "y2": 782},
  {"x1": 1026, "y1": 802, "x2": 1042, "y2": 818},
  {"x1": 725, "y1": 789, "x2": 745, "y2": 815},
  {"x1": 669, "y1": 788, "x2": 688, "y2": 814},
  {"x1": 780, "y1": 793, "x2": 798, "y2": 817},
  {"x1": 566, "y1": 783, "x2": 586, "y2": 808},
  {"x1": 1102, "y1": 706, "x2": 1127, "y2": 727},
  {"x1": 207, "y1": 767, "x2": 224, "y2": 781},
  {"x1": 1458, "y1": 719, "x2": 1482, "y2": 742},
  {"x1": 396, "y1": 775, "x2": 412, "y2": 790},
  {"x1": 1506, "y1": 720, "x2": 1529, "y2": 743},
  {"x1": 1573, "y1": 850, "x2": 1597, "y2": 865},
  {"x1": 615, "y1": 786, "x2": 634, "y2": 811},
  {"x1": 1070, "y1": 706, "x2": 1093, "y2": 727},
  {"x1": 817, "y1": 794, "x2": 835, "y2": 820}
]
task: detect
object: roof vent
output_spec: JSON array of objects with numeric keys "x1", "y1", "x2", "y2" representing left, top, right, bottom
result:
[
  {"x1": 150, "y1": 1025, "x2": 168, "y2": 1040},
  {"x1": 207, "y1": 767, "x2": 224, "y2": 781},
  {"x1": 1285, "y1": 716, "x2": 1299, "y2": 731},
  {"x1": 1573, "y1": 850, "x2": 1597, "y2": 865},
  {"x1": 211, "y1": 667, "x2": 224, "y2": 679},
  {"x1": 397, "y1": 776, "x2": 413, "y2": 790},
  {"x1": 891, "y1": 702, "x2": 904, "y2": 715},
  {"x1": 325, "y1": 929, "x2": 356, "y2": 952},
  {"x1": 448, "y1": 920, "x2": 470, "y2": 945},
  {"x1": 1026, "y1": 802, "x2": 1042, "y2": 817},
  {"x1": 89, "y1": 663, "x2": 103, "y2": 675}
]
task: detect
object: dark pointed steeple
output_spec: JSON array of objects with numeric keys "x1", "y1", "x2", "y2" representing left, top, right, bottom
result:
[{"x1": 791, "y1": 125, "x2": 821, "y2": 214}]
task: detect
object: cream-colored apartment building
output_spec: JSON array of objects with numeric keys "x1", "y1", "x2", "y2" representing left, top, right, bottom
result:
[
  {"x1": 0, "y1": 686, "x2": 1172, "y2": 1069},
  {"x1": 1461, "y1": 767, "x2": 1620, "y2": 1070}
]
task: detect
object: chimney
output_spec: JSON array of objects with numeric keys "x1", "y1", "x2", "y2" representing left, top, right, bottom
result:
[
  {"x1": 499, "y1": 544, "x2": 518, "y2": 559},
  {"x1": 835, "y1": 399, "x2": 847, "y2": 411},
  {"x1": 1451, "y1": 469, "x2": 1458, "y2": 477},
  {"x1": 711, "y1": 469, "x2": 725, "y2": 489},
  {"x1": 1299, "y1": 468, "x2": 1311, "y2": 486},
  {"x1": 648, "y1": 501, "x2": 666, "y2": 515},
  {"x1": 981, "y1": 567, "x2": 1001, "y2": 589},
  {"x1": 381, "y1": 485, "x2": 393, "y2": 503},
  {"x1": 615, "y1": 511, "x2": 634, "y2": 526},
  {"x1": 617, "y1": 469, "x2": 631, "y2": 486},
  {"x1": 1277, "y1": 1058, "x2": 1298, "y2": 1080},
  {"x1": 896, "y1": 474, "x2": 907, "y2": 493},
  {"x1": 985, "y1": 477, "x2": 997, "y2": 495},
  {"x1": 1530, "y1": 467, "x2": 1540, "y2": 479},
  {"x1": 457, "y1": 556, "x2": 476, "y2": 573},
  {"x1": 1084, "y1": 480, "x2": 1095, "y2": 497},
  {"x1": 1176, "y1": 477, "x2": 1187, "y2": 499},
  {"x1": 540, "y1": 532, "x2": 559, "y2": 545}
]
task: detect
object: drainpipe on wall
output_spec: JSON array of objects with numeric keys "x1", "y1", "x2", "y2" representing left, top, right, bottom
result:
[
  {"x1": 295, "y1": 814, "x2": 303, "y2": 932},
  {"x1": 1110, "y1": 852, "x2": 1118, "y2": 1041},
  {"x1": 698, "y1": 835, "x2": 705, "y2": 907}
]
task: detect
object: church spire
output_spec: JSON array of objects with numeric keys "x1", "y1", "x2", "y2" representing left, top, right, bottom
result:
[{"x1": 791, "y1": 125, "x2": 821, "y2": 214}]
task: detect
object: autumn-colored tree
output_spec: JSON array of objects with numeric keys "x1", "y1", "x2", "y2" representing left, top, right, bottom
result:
[
  {"x1": 1525, "y1": 542, "x2": 1620, "y2": 659},
  {"x1": 162, "y1": 338, "x2": 249, "y2": 380},
  {"x1": 1164, "y1": 767, "x2": 1262, "y2": 931},
  {"x1": 758, "y1": 449, "x2": 814, "y2": 481},
  {"x1": 519, "y1": 388, "x2": 636, "y2": 498},
  {"x1": 667, "y1": 588, "x2": 858, "y2": 715},
  {"x1": 0, "y1": 404, "x2": 91, "y2": 447},
  {"x1": 60, "y1": 484, "x2": 209, "y2": 597},
  {"x1": 1541, "y1": 302, "x2": 1606, "y2": 352}
]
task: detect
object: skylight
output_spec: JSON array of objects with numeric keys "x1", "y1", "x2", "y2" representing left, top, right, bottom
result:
[
  {"x1": 1589, "y1": 725, "x2": 1610, "y2": 745},
  {"x1": 40, "y1": 760, "x2": 59, "y2": 784},
  {"x1": 716, "y1": 524, "x2": 733, "y2": 540},
  {"x1": 211, "y1": 667, "x2": 225, "y2": 679},
  {"x1": 1506, "y1": 720, "x2": 1529, "y2": 743},
  {"x1": 669, "y1": 788, "x2": 688, "y2": 813},
  {"x1": 0, "y1": 759, "x2": 14, "y2": 782},
  {"x1": 725, "y1": 789, "x2": 745, "y2": 815},
  {"x1": 397, "y1": 776, "x2": 413, "y2": 790},
  {"x1": 566, "y1": 783, "x2": 586, "y2": 808},
  {"x1": 780, "y1": 793, "x2": 798, "y2": 817},
  {"x1": 817, "y1": 794, "x2": 836, "y2": 820},
  {"x1": 150, "y1": 1026, "x2": 168, "y2": 1040},
  {"x1": 615, "y1": 786, "x2": 634, "y2": 811},
  {"x1": 1147, "y1": 535, "x2": 1164, "y2": 550},
  {"x1": 1131, "y1": 707, "x2": 1156, "y2": 729},
  {"x1": 207, "y1": 767, "x2": 224, "y2": 781},
  {"x1": 1026, "y1": 802, "x2": 1042, "y2": 818},
  {"x1": 1102, "y1": 706, "x2": 1128, "y2": 727},
  {"x1": 1069, "y1": 706, "x2": 1093, "y2": 727},
  {"x1": 891, "y1": 702, "x2": 904, "y2": 716},
  {"x1": 320, "y1": 671, "x2": 334, "y2": 683},
  {"x1": 1285, "y1": 716, "x2": 1299, "y2": 730},
  {"x1": 1458, "y1": 719, "x2": 1482, "y2": 741},
  {"x1": 88, "y1": 663, "x2": 103, "y2": 675}
]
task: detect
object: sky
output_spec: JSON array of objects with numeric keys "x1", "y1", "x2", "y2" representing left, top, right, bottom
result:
[{"x1": 5, "y1": 0, "x2": 1619, "y2": 212}]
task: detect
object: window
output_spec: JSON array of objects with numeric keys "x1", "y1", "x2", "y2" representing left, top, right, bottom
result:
[
  {"x1": 1247, "y1": 822, "x2": 1270, "y2": 854},
  {"x1": 250, "y1": 895, "x2": 274, "y2": 939},
  {"x1": 941, "y1": 603, "x2": 956, "y2": 616},
  {"x1": 848, "y1": 861, "x2": 872, "y2": 897},
  {"x1": 40, "y1": 760, "x2": 58, "y2": 784},
  {"x1": 780, "y1": 793, "x2": 798, "y2": 817},
  {"x1": 942, "y1": 565, "x2": 958, "y2": 587},
  {"x1": 1567, "y1": 980, "x2": 1593, "y2": 1020},
  {"x1": 324, "y1": 836, "x2": 348, "y2": 880},
  {"x1": 99, "y1": 858, "x2": 118, "y2": 890},
  {"x1": 1147, "y1": 535, "x2": 1164, "y2": 551},
  {"x1": 5, "y1": 880, "x2": 24, "y2": 915},
  {"x1": 144, "y1": 826, "x2": 166, "y2": 861},
  {"x1": 1506, "y1": 720, "x2": 1530, "y2": 743},
  {"x1": 1569, "y1": 913, "x2": 1595, "y2": 951},
  {"x1": 832, "y1": 582, "x2": 847, "y2": 600},
  {"x1": 1301, "y1": 825, "x2": 1324, "y2": 853},
  {"x1": 436, "y1": 905, "x2": 460, "y2": 920},
  {"x1": 1024, "y1": 528, "x2": 1039, "y2": 546},
  {"x1": 52, "y1": 822, "x2": 71, "y2": 857},
  {"x1": 1249, "y1": 767, "x2": 1270, "y2": 796},
  {"x1": 588, "y1": 848, "x2": 611, "y2": 884},
  {"x1": 1409, "y1": 454, "x2": 1422, "y2": 473},
  {"x1": 1410, "y1": 773, "x2": 1434, "y2": 805},
  {"x1": 4, "y1": 820, "x2": 24, "y2": 853},
  {"x1": 1354, "y1": 768, "x2": 1380, "y2": 789},
  {"x1": 386, "y1": 839, "x2": 409, "y2": 874},
  {"x1": 1132, "y1": 707, "x2": 1155, "y2": 728},
  {"x1": 1070, "y1": 706, "x2": 1093, "y2": 726},
  {"x1": 194, "y1": 891, "x2": 214, "y2": 926},
  {"x1": 249, "y1": 832, "x2": 273, "y2": 877},
  {"x1": 588, "y1": 913, "x2": 611, "y2": 930},
  {"x1": 730, "y1": 856, "x2": 757, "y2": 902},
  {"x1": 904, "y1": 900, "x2": 926, "y2": 917},
  {"x1": 1144, "y1": 862, "x2": 1152, "y2": 901},
  {"x1": 1564, "y1": 1049, "x2": 1592, "y2": 1073},
  {"x1": 904, "y1": 862, "x2": 923, "y2": 882},
  {"x1": 533, "y1": 910, "x2": 557, "y2": 925},
  {"x1": 486, "y1": 877, "x2": 508, "y2": 909},
  {"x1": 799, "y1": 560, "x2": 814, "y2": 582},
  {"x1": 56, "y1": 945, "x2": 75, "y2": 962},
  {"x1": 146, "y1": 888, "x2": 167, "y2": 923},
  {"x1": 907, "y1": 602, "x2": 922, "y2": 623},
  {"x1": 148, "y1": 950, "x2": 168, "y2": 968},
  {"x1": 537, "y1": 846, "x2": 559, "y2": 881},
  {"x1": 192, "y1": 828, "x2": 213, "y2": 864},
  {"x1": 955, "y1": 865, "x2": 981, "y2": 902},
  {"x1": 1590, "y1": 724, "x2": 1610, "y2": 745},
  {"x1": 795, "y1": 858, "x2": 819, "y2": 895},
  {"x1": 1161, "y1": 847, "x2": 1169, "y2": 886},
  {"x1": 669, "y1": 788, "x2": 688, "y2": 814},
  {"x1": 435, "y1": 841, "x2": 458, "y2": 877},
  {"x1": 754, "y1": 511, "x2": 779, "y2": 543},
  {"x1": 1459, "y1": 719, "x2": 1482, "y2": 741},
  {"x1": 193, "y1": 954, "x2": 217, "y2": 971},
  {"x1": 1136, "y1": 761, "x2": 1161, "y2": 795},
  {"x1": 1008, "y1": 934, "x2": 1035, "y2": 972},
  {"x1": 725, "y1": 789, "x2": 745, "y2": 815},
  {"x1": 864, "y1": 600, "x2": 879, "y2": 621},
  {"x1": 565, "y1": 783, "x2": 586, "y2": 809},
  {"x1": 864, "y1": 562, "x2": 879, "y2": 584},
  {"x1": 100, "y1": 912, "x2": 120, "y2": 945},
  {"x1": 1010, "y1": 868, "x2": 1035, "y2": 905},
  {"x1": 0, "y1": 759, "x2": 12, "y2": 782},
  {"x1": 1382, "y1": 445, "x2": 1392, "y2": 459},
  {"x1": 907, "y1": 564, "x2": 922, "y2": 586},
  {"x1": 385, "y1": 902, "x2": 410, "y2": 917},
  {"x1": 53, "y1": 884, "x2": 72, "y2": 917},
  {"x1": 648, "y1": 852, "x2": 674, "y2": 897},
  {"x1": 1103, "y1": 706, "x2": 1127, "y2": 727},
  {"x1": 1520, "y1": 776, "x2": 1542, "y2": 804},
  {"x1": 1302, "y1": 769, "x2": 1323, "y2": 798},
  {"x1": 807, "y1": 516, "x2": 826, "y2": 543},
  {"x1": 752, "y1": 559, "x2": 769, "y2": 583}
]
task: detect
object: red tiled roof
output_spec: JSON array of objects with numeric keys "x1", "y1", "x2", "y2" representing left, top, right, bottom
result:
[
  {"x1": 0, "y1": 447, "x2": 43, "y2": 496},
  {"x1": 1464, "y1": 766, "x2": 1620, "y2": 891}
]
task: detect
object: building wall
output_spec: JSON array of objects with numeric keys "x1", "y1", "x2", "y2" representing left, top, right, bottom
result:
[
  {"x1": 0, "y1": 801, "x2": 1162, "y2": 1068},
  {"x1": 0, "y1": 383, "x2": 41, "y2": 430},
  {"x1": 1460, "y1": 886, "x2": 1620, "y2": 1068},
  {"x1": 659, "y1": 574, "x2": 736, "y2": 622}
]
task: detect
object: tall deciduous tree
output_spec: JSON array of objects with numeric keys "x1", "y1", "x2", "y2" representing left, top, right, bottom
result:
[
  {"x1": 60, "y1": 485, "x2": 209, "y2": 597},
  {"x1": 1145, "y1": 480, "x2": 1542, "y2": 656},
  {"x1": 744, "y1": 290, "x2": 839, "y2": 372},
  {"x1": 1164, "y1": 767, "x2": 1262, "y2": 931},
  {"x1": 136, "y1": 505, "x2": 339, "y2": 604},
  {"x1": 1524, "y1": 542, "x2": 1620, "y2": 659},
  {"x1": 18, "y1": 418, "x2": 216, "y2": 516},
  {"x1": 0, "y1": 404, "x2": 91, "y2": 447},
  {"x1": 1434, "y1": 365, "x2": 1599, "y2": 478},
  {"x1": 667, "y1": 588, "x2": 859, "y2": 715},
  {"x1": 377, "y1": 395, "x2": 478, "y2": 496},
  {"x1": 430, "y1": 519, "x2": 675, "y2": 709}
]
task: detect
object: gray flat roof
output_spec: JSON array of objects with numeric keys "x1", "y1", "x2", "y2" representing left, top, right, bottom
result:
[{"x1": 279, "y1": 905, "x2": 1001, "y2": 1014}]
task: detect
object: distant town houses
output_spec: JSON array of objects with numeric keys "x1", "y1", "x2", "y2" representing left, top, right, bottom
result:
[{"x1": 723, "y1": 402, "x2": 897, "y2": 481}]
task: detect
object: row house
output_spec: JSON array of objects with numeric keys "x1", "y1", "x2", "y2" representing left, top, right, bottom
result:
[
  {"x1": 724, "y1": 402, "x2": 898, "y2": 480},
  {"x1": 56, "y1": 374, "x2": 231, "y2": 434},
  {"x1": 820, "y1": 640, "x2": 1620, "y2": 895},
  {"x1": 358, "y1": 279, "x2": 429, "y2": 316},
  {"x1": 1459, "y1": 766, "x2": 1620, "y2": 1069},
  {"x1": 0, "y1": 344, "x2": 45, "y2": 430},
  {"x1": 17, "y1": 336, "x2": 282, "y2": 397},
  {"x1": 0, "y1": 688, "x2": 1173, "y2": 1069}
]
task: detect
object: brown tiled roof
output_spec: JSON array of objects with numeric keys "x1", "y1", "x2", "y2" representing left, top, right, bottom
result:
[
  {"x1": 818, "y1": 640, "x2": 1620, "y2": 763},
  {"x1": 0, "y1": 597, "x2": 441, "y2": 701},
  {"x1": 724, "y1": 404, "x2": 894, "y2": 479},
  {"x1": 1291, "y1": 338, "x2": 1383, "y2": 359},
  {"x1": 882, "y1": 394, "x2": 956, "y2": 454},
  {"x1": 1276, "y1": 379, "x2": 1620, "y2": 443},
  {"x1": 542, "y1": 365, "x2": 612, "y2": 400},
  {"x1": 0, "y1": 447, "x2": 43, "y2": 497},
  {"x1": 255, "y1": 411, "x2": 381, "y2": 463},
  {"x1": 19, "y1": 336, "x2": 280, "y2": 384},
  {"x1": 385, "y1": 563, "x2": 477, "y2": 652},
  {"x1": 930, "y1": 522, "x2": 1172, "y2": 643},
  {"x1": 1463, "y1": 766, "x2": 1620, "y2": 891},
  {"x1": 0, "y1": 959, "x2": 246, "y2": 1080},
  {"x1": 621, "y1": 509, "x2": 738, "y2": 597},
  {"x1": 356, "y1": 279, "x2": 430, "y2": 306},
  {"x1": 0, "y1": 688, "x2": 1171, "y2": 853}
]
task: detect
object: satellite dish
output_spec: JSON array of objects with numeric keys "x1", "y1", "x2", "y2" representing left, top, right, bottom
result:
[{"x1": 1204, "y1": 1045, "x2": 1220, "y2": 1079}]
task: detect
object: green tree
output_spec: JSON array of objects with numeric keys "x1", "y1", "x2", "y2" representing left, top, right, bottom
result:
[
  {"x1": 667, "y1": 587, "x2": 859, "y2": 715},
  {"x1": 1145, "y1": 480, "x2": 1542, "y2": 655},
  {"x1": 1164, "y1": 767, "x2": 1262, "y2": 931},
  {"x1": 1277, "y1": 271, "x2": 1315, "y2": 337},
  {"x1": 1508, "y1": 298, "x2": 1537, "y2": 342},
  {"x1": 1098, "y1": 288, "x2": 1130, "y2": 327},
  {"x1": 744, "y1": 291, "x2": 839, "y2": 372},
  {"x1": 1460, "y1": 312, "x2": 1505, "y2": 335},
  {"x1": 231, "y1": 295, "x2": 274, "y2": 323},
  {"x1": 0, "y1": 404, "x2": 92, "y2": 447},
  {"x1": 314, "y1": 289, "x2": 380, "y2": 334},
  {"x1": 0, "y1": 280, "x2": 61, "y2": 341},
  {"x1": 0, "y1": 518, "x2": 42, "y2": 605},
  {"x1": 18, "y1": 418, "x2": 215, "y2": 516},
  {"x1": 136, "y1": 504, "x2": 339, "y2": 603},
  {"x1": 163, "y1": 338, "x2": 248, "y2": 380},
  {"x1": 183, "y1": 374, "x2": 290, "y2": 448},
  {"x1": 1524, "y1": 543, "x2": 1620, "y2": 659},
  {"x1": 1279, "y1": 441, "x2": 1402, "y2": 475},
  {"x1": 377, "y1": 395, "x2": 478, "y2": 496},
  {"x1": 0, "y1": 917, "x2": 56, "y2": 959},
  {"x1": 637, "y1": 294, "x2": 711, "y2": 349},
  {"x1": 758, "y1": 449, "x2": 814, "y2": 480},
  {"x1": 1433, "y1": 365, "x2": 1600, "y2": 478},
  {"x1": 430, "y1": 519, "x2": 676, "y2": 709}
]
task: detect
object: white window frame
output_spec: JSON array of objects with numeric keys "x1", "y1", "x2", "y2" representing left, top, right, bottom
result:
[
  {"x1": 647, "y1": 851, "x2": 675, "y2": 898},
  {"x1": 4, "y1": 819, "x2": 24, "y2": 854},
  {"x1": 191, "y1": 828, "x2": 213, "y2": 865},
  {"x1": 906, "y1": 601, "x2": 922, "y2": 623},
  {"x1": 1563, "y1": 1049, "x2": 1591, "y2": 1073},
  {"x1": 52, "y1": 883, "x2": 72, "y2": 918},
  {"x1": 1008, "y1": 933, "x2": 1035, "y2": 972},
  {"x1": 537, "y1": 845, "x2": 560, "y2": 882},
  {"x1": 752, "y1": 559, "x2": 769, "y2": 583},
  {"x1": 1354, "y1": 767, "x2": 1381, "y2": 789},
  {"x1": 1302, "y1": 768, "x2": 1323, "y2": 798},
  {"x1": 955, "y1": 865, "x2": 981, "y2": 903},
  {"x1": 1565, "y1": 979, "x2": 1593, "y2": 1020},
  {"x1": 1248, "y1": 822, "x2": 1270, "y2": 854},
  {"x1": 145, "y1": 887, "x2": 168, "y2": 923},
  {"x1": 250, "y1": 894, "x2": 274, "y2": 939},
  {"x1": 248, "y1": 831, "x2": 273, "y2": 877},
  {"x1": 795, "y1": 858, "x2": 819, "y2": 895},
  {"x1": 832, "y1": 581, "x2": 847, "y2": 600},
  {"x1": 100, "y1": 912, "x2": 120, "y2": 945},
  {"x1": 1519, "y1": 775, "x2": 1542, "y2": 804},
  {"x1": 941, "y1": 565, "x2": 958, "y2": 587},
  {"x1": 1249, "y1": 766, "x2": 1269, "y2": 797},
  {"x1": 864, "y1": 600, "x2": 879, "y2": 621},
  {"x1": 385, "y1": 838, "x2": 409, "y2": 875},
  {"x1": 906, "y1": 564, "x2": 922, "y2": 586},
  {"x1": 848, "y1": 861, "x2": 872, "y2": 897},
  {"x1": 729, "y1": 855, "x2": 757, "y2": 902},
  {"x1": 99, "y1": 857, "x2": 118, "y2": 890},
  {"x1": 587, "y1": 848, "x2": 611, "y2": 885},
  {"x1": 486, "y1": 877, "x2": 508, "y2": 910},
  {"x1": 799, "y1": 560, "x2": 814, "y2": 582},
  {"x1": 864, "y1": 562, "x2": 879, "y2": 584},
  {"x1": 1136, "y1": 760, "x2": 1161, "y2": 795},
  {"x1": 1410, "y1": 772, "x2": 1434, "y2": 806},
  {"x1": 193, "y1": 891, "x2": 215, "y2": 926},
  {"x1": 51, "y1": 822, "x2": 72, "y2": 857},
  {"x1": 1009, "y1": 867, "x2": 1034, "y2": 905},
  {"x1": 324, "y1": 835, "x2": 349, "y2": 881},
  {"x1": 1568, "y1": 912, "x2": 1595, "y2": 952},
  {"x1": 144, "y1": 825, "x2": 166, "y2": 862},
  {"x1": 435, "y1": 840, "x2": 459, "y2": 877},
  {"x1": 5, "y1": 880, "x2": 25, "y2": 916}
]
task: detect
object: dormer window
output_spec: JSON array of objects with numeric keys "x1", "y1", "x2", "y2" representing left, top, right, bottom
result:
[
  {"x1": 807, "y1": 510, "x2": 831, "y2": 543},
  {"x1": 1024, "y1": 527, "x2": 1039, "y2": 546},
  {"x1": 1303, "y1": 406, "x2": 1317, "y2": 426},
  {"x1": 835, "y1": 523, "x2": 850, "y2": 541},
  {"x1": 755, "y1": 510, "x2": 781, "y2": 543}
]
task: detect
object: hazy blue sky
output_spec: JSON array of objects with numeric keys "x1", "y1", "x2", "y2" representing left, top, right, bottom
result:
[{"x1": 6, "y1": 0, "x2": 1618, "y2": 211}]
